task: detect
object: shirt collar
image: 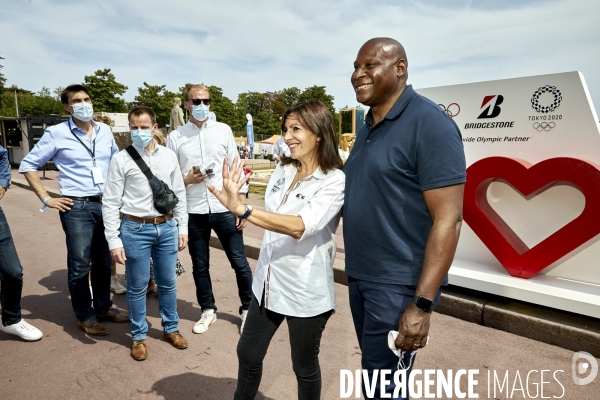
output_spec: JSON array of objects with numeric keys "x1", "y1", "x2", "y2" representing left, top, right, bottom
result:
[
  {"x1": 365, "y1": 84, "x2": 416, "y2": 127},
  {"x1": 68, "y1": 117, "x2": 100, "y2": 133},
  {"x1": 187, "y1": 118, "x2": 214, "y2": 131},
  {"x1": 132, "y1": 139, "x2": 159, "y2": 155}
]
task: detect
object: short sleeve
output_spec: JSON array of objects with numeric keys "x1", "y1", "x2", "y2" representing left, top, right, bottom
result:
[{"x1": 416, "y1": 112, "x2": 466, "y2": 191}]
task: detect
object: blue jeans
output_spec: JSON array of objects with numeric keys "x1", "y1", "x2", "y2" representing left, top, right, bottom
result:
[
  {"x1": 188, "y1": 212, "x2": 252, "y2": 314},
  {"x1": 348, "y1": 277, "x2": 442, "y2": 399},
  {"x1": 0, "y1": 207, "x2": 23, "y2": 326},
  {"x1": 59, "y1": 200, "x2": 112, "y2": 322},
  {"x1": 121, "y1": 216, "x2": 179, "y2": 340}
]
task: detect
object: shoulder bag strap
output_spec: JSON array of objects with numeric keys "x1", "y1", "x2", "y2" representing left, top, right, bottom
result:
[{"x1": 125, "y1": 145, "x2": 154, "y2": 180}]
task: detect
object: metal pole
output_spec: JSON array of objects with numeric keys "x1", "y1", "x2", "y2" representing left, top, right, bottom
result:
[{"x1": 11, "y1": 84, "x2": 19, "y2": 118}]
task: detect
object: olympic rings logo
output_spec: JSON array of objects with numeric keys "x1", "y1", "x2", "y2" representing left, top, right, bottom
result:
[
  {"x1": 531, "y1": 85, "x2": 562, "y2": 113},
  {"x1": 438, "y1": 103, "x2": 460, "y2": 118},
  {"x1": 533, "y1": 122, "x2": 556, "y2": 131}
]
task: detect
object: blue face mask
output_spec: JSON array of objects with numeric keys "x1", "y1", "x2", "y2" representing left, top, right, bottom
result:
[
  {"x1": 130, "y1": 129, "x2": 153, "y2": 148},
  {"x1": 71, "y1": 102, "x2": 94, "y2": 122},
  {"x1": 192, "y1": 104, "x2": 210, "y2": 121}
]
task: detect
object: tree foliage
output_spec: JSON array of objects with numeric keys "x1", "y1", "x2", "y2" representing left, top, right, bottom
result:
[
  {"x1": 133, "y1": 82, "x2": 176, "y2": 127},
  {"x1": 0, "y1": 87, "x2": 65, "y2": 117},
  {"x1": 0, "y1": 55, "x2": 5, "y2": 90},
  {"x1": 84, "y1": 68, "x2": 128, "y2": 112}
]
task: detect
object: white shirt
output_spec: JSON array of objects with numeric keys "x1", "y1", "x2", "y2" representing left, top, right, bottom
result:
[
  {"x1": 167, "y1": 120, "x2": 246, "y2": 215},
  {"x1": 253, "y1": 163, "x2": 345, "y2": 317},
  {"x1": 102, "y1": 142, "x2": 188, "y2": 250},
  {"x1": 273, "y1": 137, "x2": 290, "y2": 159}
]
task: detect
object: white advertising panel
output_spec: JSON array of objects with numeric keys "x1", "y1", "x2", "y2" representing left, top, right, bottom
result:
[{"x1": 417, "y1": 72, "x2": 600, "y2": 318}]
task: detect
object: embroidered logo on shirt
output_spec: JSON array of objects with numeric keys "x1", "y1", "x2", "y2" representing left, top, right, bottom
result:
[
  {"x1": 272, "y1": 177, "x2": 285, "y2": 193},
  {"x1": 296, "y1": 194, "x2": 306, "y2": 200}
]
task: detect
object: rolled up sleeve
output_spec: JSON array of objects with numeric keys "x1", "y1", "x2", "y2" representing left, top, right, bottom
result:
[
  {"x1": 171, "y1": 160, "x2": 188, "y2": 235},
  {"x1": 19, "y1": 130, "x2": 57, "y2": 173},
  {"x1": 297, "y1": 173, "x2": 345, "y2": 241},
  {"x1": 102, "y1": 156, "x2": 125, "y2": 250}
]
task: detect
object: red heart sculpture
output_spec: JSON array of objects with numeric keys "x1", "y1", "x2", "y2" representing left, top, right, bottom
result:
[{"x1": 463, "y1": 157, "x2": 600, "y2": 279}]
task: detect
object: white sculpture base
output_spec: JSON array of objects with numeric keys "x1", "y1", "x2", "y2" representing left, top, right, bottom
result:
[{"x1": 450, "y1": 259, "x2": 600, "y2": 319}]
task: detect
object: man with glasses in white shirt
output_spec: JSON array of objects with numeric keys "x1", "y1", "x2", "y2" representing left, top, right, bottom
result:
[
  {"x1": 19, "y1": 84, "x2": 129, "y2": 336},
  {"x1": 167, "y1": 84, "x2": 252, "y2": 335}
]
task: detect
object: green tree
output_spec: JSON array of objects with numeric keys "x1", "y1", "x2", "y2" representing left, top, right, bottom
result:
[
  {"x1": 236, "y1": 92, "x2": 281, "y2": 139},
  {"x1": 298, "y1": 85, "x2": 338, "y2": 128},
  {"x1": 0, "y1": 55, "x2": 6, "y2": 110},
  {"x1": 0, "y1": 87, "x2": 64, "y2": 117},
  {"x1": 207, "y1": 85, "x2": 241, "y2": 133},
  {"x1": 84, "y1": 68, "x2": 128, "y2": 112},
  {"x1": 133, "y1": 82, "x2": 176, "y2": 127}
]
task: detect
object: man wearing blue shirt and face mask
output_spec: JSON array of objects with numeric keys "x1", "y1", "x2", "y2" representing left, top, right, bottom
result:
[{"x1": 19, "y1": 84, "x2": 129, "y2": 336}]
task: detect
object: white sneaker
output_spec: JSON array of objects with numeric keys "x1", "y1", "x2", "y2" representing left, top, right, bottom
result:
[
  {"x1": 240, "y1": 310, "x2": 248, "y2": 335},
  {"x1": 192, "y1": 309, "x2": 217, "y2": 334},
  {"x1": 1, "y1": 319, "x2": 43, "y2": 341},
  {"x1": 111, "y1": 276, "x2": 127, "y2": 294}
]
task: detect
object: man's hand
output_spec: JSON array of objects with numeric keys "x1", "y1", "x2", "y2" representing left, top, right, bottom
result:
[
  {"x1": 45, "y1": 197, "x2": 74, "y2": 212},
  {"x1": 0, "y1": 186, "x2": 6, "y2": 201},
  {"x1": 183, "y1": 169, "x2": 208, "y2": 185},
  {"x1": 394, "y1": 302, "x2": 431, "y2": 352},
  {"x1": 236, "y1": 216, "x2": 247, "y2": 230},
  {"x1": 178, "y1": 234, "x2": 188, "y2": 251},
  {"x1": 110, "y1": 247, "x2": 127, "y2": 264}
]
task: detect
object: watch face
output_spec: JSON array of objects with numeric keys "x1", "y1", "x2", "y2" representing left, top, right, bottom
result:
[{"x1": 415, "y1": 296, "x2": 433, "y2": 311}]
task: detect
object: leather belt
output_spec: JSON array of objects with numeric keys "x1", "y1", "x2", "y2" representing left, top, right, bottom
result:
[
  {"x1": 65, "y1": 196, "x2": 102, "y2": 202},
  {"x1": 123, "y1": 213, "x2": 173, "y2": 224}
]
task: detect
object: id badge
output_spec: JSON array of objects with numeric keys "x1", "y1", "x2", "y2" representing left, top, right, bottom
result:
[{"x1": 91, "y1": 166, "x2": 105, "y2": 184}]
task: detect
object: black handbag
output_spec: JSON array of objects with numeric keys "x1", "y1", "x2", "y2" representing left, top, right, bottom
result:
[{"x1": 125, "y1": 145, "x2": 179, "y2": 215}]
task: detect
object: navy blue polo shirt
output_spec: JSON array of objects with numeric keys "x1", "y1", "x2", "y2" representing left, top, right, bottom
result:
[{"x1": 343, "y1": 85, "x2": 466, "y2": 285}]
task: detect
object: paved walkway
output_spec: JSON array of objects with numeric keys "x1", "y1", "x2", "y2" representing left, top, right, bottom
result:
[{"x1": 0, "y1": 173, "x2": 598, "y2": 399}]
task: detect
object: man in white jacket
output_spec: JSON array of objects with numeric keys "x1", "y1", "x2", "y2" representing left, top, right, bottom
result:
[{"x1": 167, "y1": 84, "x2": 252, "y2": 335}]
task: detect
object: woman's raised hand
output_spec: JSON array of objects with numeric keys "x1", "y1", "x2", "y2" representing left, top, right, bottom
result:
[{"x1": 207, "y1": 157, "x2": 251, "y2": 216}]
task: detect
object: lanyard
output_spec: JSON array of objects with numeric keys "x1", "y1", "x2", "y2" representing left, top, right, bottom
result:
[{"x1": 69, "y1": 121, "x2": 96, "y2": 166}]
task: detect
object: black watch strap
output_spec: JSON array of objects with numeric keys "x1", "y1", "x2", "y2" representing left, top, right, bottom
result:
[{"x1": 412, "y1": 295, "x2": 434, "y2": 313}]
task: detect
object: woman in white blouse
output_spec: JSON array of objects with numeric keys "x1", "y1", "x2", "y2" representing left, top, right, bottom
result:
[{"x1": 208, "y1": 100, "x2": 344, "y2": 400}]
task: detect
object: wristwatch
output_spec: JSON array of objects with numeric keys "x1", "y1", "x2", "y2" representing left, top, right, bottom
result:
[
  {"x1": 412, "y1": 295, "x2": 434, "y2": 313},
  {"x1": 238, "y1": 204, "x2": 253, "y2": 220}
]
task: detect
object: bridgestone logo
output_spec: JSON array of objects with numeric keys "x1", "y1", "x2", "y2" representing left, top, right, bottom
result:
[{"x1": 464, "y1": 121, "x2": 515, "y2": 129}]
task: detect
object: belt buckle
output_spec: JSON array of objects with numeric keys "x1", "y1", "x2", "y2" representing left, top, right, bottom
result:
[{"x1": 153, "y1": 217, "x2": 158, "y2": 224}]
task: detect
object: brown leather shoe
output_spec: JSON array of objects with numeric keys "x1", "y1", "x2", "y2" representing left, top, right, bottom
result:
[
  {"x1": 147, "y1": 281, "x2": 157, "y2": 294},
  {"x1": 164, "y1": 330, "x2": 188, "y2": 349},
  {"x1": 95, "y1": 308, "x2": 130, "y2": 323},
  {"x1": 131, "y1": 340, "x2": 147, "y2": 361},
  {"x1": 77, "y1": 318, "x2": 109, "y2": 336}
]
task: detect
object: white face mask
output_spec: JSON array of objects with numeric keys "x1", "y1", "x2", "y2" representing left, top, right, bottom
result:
[
  {"x1": 388, "y1": 330, "x2": 429, "y2": 370},
  {"x1": 71, "y1": 102, "x2": 94, "y2": 122}
]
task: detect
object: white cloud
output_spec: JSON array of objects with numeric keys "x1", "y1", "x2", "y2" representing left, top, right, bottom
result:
[{"x1": 1, "y1": 0, "x2": 598, "y2": 116}]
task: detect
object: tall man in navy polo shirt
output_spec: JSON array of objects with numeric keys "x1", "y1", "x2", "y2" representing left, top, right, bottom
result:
[
  {"x1": 20, "y1": 84, "x2": 129, "y2": 336},
  {"x1": 343, "y1": 38, "x2": 466, "y2": 398}
]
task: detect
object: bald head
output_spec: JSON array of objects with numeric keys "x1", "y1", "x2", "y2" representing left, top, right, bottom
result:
[
  {"x1": 361, "y1": 37, "x2": 407, "y2": 69},
  {"x1": 351, "y1": 37, "x2": 408, "y2": 111}
]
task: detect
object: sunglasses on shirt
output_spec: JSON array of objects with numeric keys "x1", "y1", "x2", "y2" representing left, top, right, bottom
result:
[{"x1": 187, "y1": 98, "x2": 211, "y2": 106}]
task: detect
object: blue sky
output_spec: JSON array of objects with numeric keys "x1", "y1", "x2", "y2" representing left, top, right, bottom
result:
[{"x1": 1, "y1": 0, "x2": 599, "y2": 116}]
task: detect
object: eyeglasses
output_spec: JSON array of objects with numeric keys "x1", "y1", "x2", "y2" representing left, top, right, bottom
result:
[{"x1": 187, "y1": 98, "x2": 211, "y2": 106}]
